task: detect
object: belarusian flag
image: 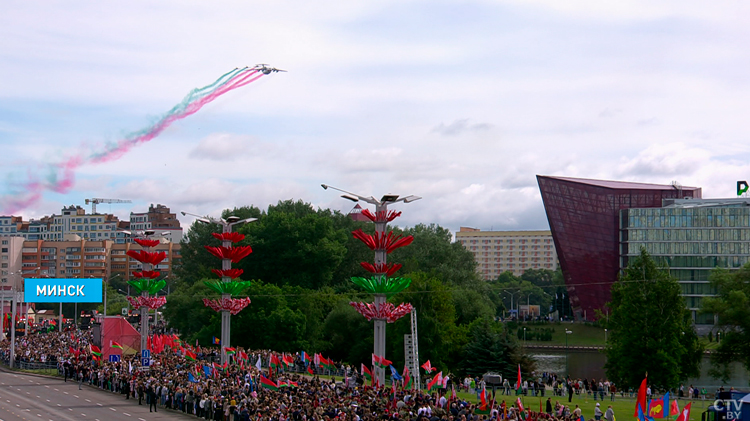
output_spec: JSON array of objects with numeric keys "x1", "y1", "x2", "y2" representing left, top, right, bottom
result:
[
  {"x1": 320, "y1": 355, "x2": 335, "y2": 370},
  {"x1": 427, "y1": 371, "x2": 443, "y2": 392},
  {"x1": 282, "y1": 354, "x2": 294, "y2": 369},
  {"x1": 110, "y1": 340, "x2": 124, "y2": 350},
  {"x1": 224, "y1": 347, "x2": 236, "y2": 356},
  {"x1": 185, "y1": 349, "x2": 197, "y2": 361},
  {"x1": 403, "y1": 365, "x2": 413, "y2": 390},
  {"x1": 239, "y1": 350, "x2": 248, "y2": 361},
  {"x1": 278, "y1": 380, "x2": 289, "y2": 388},
  {"x1": 372, "y1": 354, "x2": 392, "y2": 369},
  {"x1": 421, "y1": 360, "x2": 436, "y2": 373},
  {"x1": 517, "y1": 397, "x2": 526, "y2": 420},
  {"x1": 477, "y1": 386, "x2": 491, "y2": 414},
  {"x1": 361, "y1": 364, "x2": 373, "y2": 383},
  {"x1": 516, "y1": 364, "x2": 522, "y2": 394},
  {"x1": 260, "y1": 375, "x2": 278, "y2": 391},
  {"x1": 307, "y1": 365, "x2": 314, "y2": 376},
  {"x1": 90, "y1": 344, "x2": 102, "y2": 357},
  {"x1": 270, "y1": 354, "x2": 281, "y2": 372}
]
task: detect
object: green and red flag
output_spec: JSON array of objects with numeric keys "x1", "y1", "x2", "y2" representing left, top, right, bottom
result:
[
  {"x1": 427, "y1": 371, "x2": 443, "y2": 392},
  {"x1": 516, "y1": 397, "x2": 526, "y2": 420},
  {"x1": 403, "y1": 365, "x2": 413, "y2": 390},
  {"x1": 282, "y1": 354, "x2": 294, "y2": 369},
  {"x1": 372, "y1": 354, "x2": 392, "y2": 369},
  {"x1": 476, "y1": 386, "x2": 492, "y2": 414},
  {"x1": 278, "y1": 380, "x2": 290, "y2": 388},
  {"x1": 270, "y1": 353, "x2": 281, "y2": 372},
  {"x1": 224, "y1": 347, "x2": 236, "y2": 356},
  {"x1": 307, "y1": 365, "x2": 314, "y2": 375},
  {"x1": 110, "y1": 340, "x2": 124, "y2": 351},
  {"x1": 90, "y1": 344, "x2": 102, "y2": 357},
  {"x1": 361, "y1": 364, "x2": 373, "y2": 383},
  {"x1": 421, "y1": 360, "x2": 436, "y2": 374},
  {"x1": 185, "y1": 349, "x2": 197, "y2": 361},
  {"x1": 260, "y1": 375, "x2": 278, "y2": 391}
]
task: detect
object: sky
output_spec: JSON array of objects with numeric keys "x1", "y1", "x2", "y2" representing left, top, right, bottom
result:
[{"x1": 2, "y1": 0, "x2": 750, "y2": 234}]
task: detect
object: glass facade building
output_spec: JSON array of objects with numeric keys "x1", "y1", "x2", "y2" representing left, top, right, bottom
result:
[
  {"x1": 621, "y1": 198, "x2": 750, "y2": 324},
  {"x1": 537, "y1": 175, "x2": 702, "y2": 320}
]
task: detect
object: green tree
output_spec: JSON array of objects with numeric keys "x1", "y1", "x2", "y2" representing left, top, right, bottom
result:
[
  {"x1": 701, "y1": 264, "x2": 750, "y2": 381},
  {"x1": 604, "y1": 248, "x2": 702, "y2": 389},
  {"x1": 460, "y1": 318, "x2": 535, "y2": 378}
]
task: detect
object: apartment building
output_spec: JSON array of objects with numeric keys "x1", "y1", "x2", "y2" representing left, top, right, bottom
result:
[
  {"x1": 129, "y1": 204, "x2": 183, "y2": 243},
  {"x1": 455, "y1": 228, "x2": 558, "y2": 280}
]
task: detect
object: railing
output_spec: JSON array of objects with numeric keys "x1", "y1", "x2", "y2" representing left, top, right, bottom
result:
[{"x1": 0, "y1": 357, "x2": 61, "y2": 374}]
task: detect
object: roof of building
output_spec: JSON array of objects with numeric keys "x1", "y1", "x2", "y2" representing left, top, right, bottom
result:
[
  {"x1": 455, "y1": 229, "x2": 552, "y2": 237},
  {"x1": 539, "y1": 175, "x2": 701, "y2": 191}
]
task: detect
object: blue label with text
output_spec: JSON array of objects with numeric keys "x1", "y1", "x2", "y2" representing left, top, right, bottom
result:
[{"x1": 24, "y1": 278, "x2": 103, "y2": 303}]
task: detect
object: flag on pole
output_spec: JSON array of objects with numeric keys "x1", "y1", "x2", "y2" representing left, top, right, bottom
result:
[
  {"x1": 307, "y1": 365, "x2": 315, "y2": 376},
  {"x1": 260, "y1": 375, "x2": 279, "y2": 391},
  {"x1": 90, "y1": 344, "x2": 102, "y2": 357},
  {"x1": 675, "y1": 403, "x2": 691, "y2": 421},
  {"x1": 634, "y1": 377, "x2": 648, "y2": 418},
  {"x1": 270, "y1": 354, "x2": 281, "y2": 372},
  {"x1": 255, "y1": 356, "x2": 262, "y2": 371},
  {"x1": 301, "y1": 351, "x2": 309, "y2": 365},
  {"x1": 110, "y1": 340, "x2": 124, "y2": 350},
  {"x1": 516, "y1": 364, "x2": 522, "y2": 394},
  {"x1": 389, "y1": 365, "x2": 403, "y2": 381},
  {"x1": 372, "y1": 354, "x2": 392, "y2": 369},
  {"x1": 188, "y1": 372, "x2": 199, "y2": 383},
  {"x1": 477, "y1": 386, "x2": 491, "y2": 414},
  {"x1": 421, "y1": 360, "x2": 436, "y2": 373},
  {"x1": 517, "y1": 397, "x2": 526, "y2": 420},
  {"x1": 403, "y1": 366, "x2": 413, "y2": 390},
  {"x1": 670, "y1": 399, "x2": 680, "y2": 416},
  {"x1": 427, "y1": 372, "x2": 443, "y2": 392},
  {"x1": 224, "y1": 347, "x2": 236, "y2": 356},
  {"x1": 361, "y1": 364, "x2": 373, "y2": 383},
  {"x1": 185, "y1": 349, "x2": 197, "y2": 361}
]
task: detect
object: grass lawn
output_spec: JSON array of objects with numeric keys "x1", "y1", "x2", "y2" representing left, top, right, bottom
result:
[{"x1": 454, "y1": 389, "x2": 711, "y2": 421}]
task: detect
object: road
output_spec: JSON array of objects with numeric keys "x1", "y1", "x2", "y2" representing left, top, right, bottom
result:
[{"x1": 0, "y1": 370, "x2": 191, "y2": 421}]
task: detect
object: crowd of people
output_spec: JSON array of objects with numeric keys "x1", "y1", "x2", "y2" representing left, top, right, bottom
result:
[{"x1": 0, "y1": 328, "x2": 623, "y2": 421}]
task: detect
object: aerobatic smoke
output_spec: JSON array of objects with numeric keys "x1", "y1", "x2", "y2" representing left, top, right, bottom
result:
[{"x1": 1, "y1": 66, "x2": 271, "y2": 214}]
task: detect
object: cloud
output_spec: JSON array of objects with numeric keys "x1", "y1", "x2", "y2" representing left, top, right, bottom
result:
[
  {"x1": 188, "y1": 133, "x2": 266, "y2": 161},
  {"x1": 432, "y1": 119, "x2": 492, "y2": 136},
  {"x1": 616, "y1": 143, "x2": 707, "y2": 178}
]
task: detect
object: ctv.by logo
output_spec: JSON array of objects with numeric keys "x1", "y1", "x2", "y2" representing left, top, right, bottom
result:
[
  {"x1": 738, "y1": 181, "x2": 749, "y2": 196},
  {"x1": 713, "y1": 399, "x2": 743, "y2": 420}
]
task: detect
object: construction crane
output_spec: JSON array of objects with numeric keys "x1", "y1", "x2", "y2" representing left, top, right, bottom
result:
[{"x1": 85, "y1": 198, "x2": 132, "y2": 214}]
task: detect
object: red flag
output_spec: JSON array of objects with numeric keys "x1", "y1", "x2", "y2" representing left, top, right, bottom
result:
[
  {"x1": 634, "y1": 377, "x2": 648, "y2": 417},
  {"x1": 307, "y1": 365, "x2": 314, "y2": 376},
  {"x1": 675, "y1": 403, "x2": 691, "y2": 421},
  {"x1": 670, "y1": 400, "x2": 680, "y2": 416},
  {"x1": 516, "y1": 364, "x2": 522, "y2": 390},
  {"x1": 421, "y1": 360, "x2": 436, "y2": 373}
]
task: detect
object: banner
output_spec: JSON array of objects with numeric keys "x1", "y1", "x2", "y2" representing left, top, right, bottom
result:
[{"x1": 24, "y1": 278, "x2": 103, "y2": 303}]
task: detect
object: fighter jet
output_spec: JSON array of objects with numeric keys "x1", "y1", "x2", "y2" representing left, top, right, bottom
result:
[{"x1": 255, "y1": 64, "x2": 287, "y2": 74}]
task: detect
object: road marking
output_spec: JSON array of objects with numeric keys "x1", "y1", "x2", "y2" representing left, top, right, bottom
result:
[
  {"x1": 64, "y1": 391, "x2": 68, "y2": 395},
  {"x1": 57, "y1": 404, "x2": 61, "y2": 407},
  {"x1": 139, "y1": 418, "x2": 147, "y2": 421},
  {"x1": 96, "y1": 403, "x2": 102, "y2": 406},
  {"x1": 36, "y1": 396, "x2": 40, "y2": 398},
  {"x1": 85, "y1": 399, "x2": 91, "y2": 402},
  {"x1": 53, "y1": 388, "x2": 58, "y2": 391},
  {"x1": 37, "y1": 414, "x2": 41, "y2": 417},
  {"x1": 109, "y1": 408, "x2": 117, "y2": 411},
  {"x1": 123, "y1": 413, "x2": 131, "y2": 416},
  {"x1": 45, "y1": 399, "x2": 49, "y2": 402},
  {"x1": 73, "y1": 395, "x2": 79, "y2": 398}
]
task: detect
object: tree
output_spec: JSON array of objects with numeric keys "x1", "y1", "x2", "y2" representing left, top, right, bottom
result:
[
  {"x1": 701, "y1": 264, "x2": 750, "y2": 381},
  {"x1": 604, "y1": 248, "x2": 702, "y2": 389},
  {"x1": 460, "y1": 318, "x2": 535, "y2": 378}
]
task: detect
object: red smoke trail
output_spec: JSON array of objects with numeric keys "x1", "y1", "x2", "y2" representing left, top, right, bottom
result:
[{"x1": 1, "y1": 67, "x2": 270, "y2": 214}]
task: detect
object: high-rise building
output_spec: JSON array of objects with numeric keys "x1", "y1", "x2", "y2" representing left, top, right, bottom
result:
[
  {"x1": 537, "y1": 175, "x2": 702, "y2": 320},
  {"x1": 49, "y1": 206, "x2": 120, "y2": 241},
  {"x1": 129, "y1": 204, "x2": 183, "y2": 243},
  {"x1": 620, "y1": 197, "x2": 750, "y2": 325},
  {"x1": 455, "y1": 228, "x2": 558, "y2": 280}
]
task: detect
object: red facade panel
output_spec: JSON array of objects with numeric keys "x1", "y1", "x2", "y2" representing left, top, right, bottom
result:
[{"x1": 536, "y1": 175, "x2": 701, "y2": 320}]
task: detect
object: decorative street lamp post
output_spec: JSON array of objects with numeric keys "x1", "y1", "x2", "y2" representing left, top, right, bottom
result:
[
  {"x1": 322, "y1": 184, "x2": 421, "y2": 385},
  {"x1": 181, "y1": 212, "x2": 256, "y2": 365},
  {"x1": 123, "y1": 230, "x2": 169, "y2": 355}
]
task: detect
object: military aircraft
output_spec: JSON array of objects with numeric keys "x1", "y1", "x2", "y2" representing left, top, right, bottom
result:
[{"x1": 255, "y1": 64, "x2": 287, "y2": 74}]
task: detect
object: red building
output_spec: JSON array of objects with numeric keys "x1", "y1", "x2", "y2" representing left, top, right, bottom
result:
[{"x1": 536, "y1": 175, "x2": 702, "y2": 320}]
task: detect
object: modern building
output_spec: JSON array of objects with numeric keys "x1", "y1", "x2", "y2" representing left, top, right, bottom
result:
[
  {"x1": 1, "y1": 237, "x2": 24, "y2": 315},
  {"x1": 455, "y1": 228, "x2": 558, "y2": 280},
  {"x1": 49, "y1": 206, "x2": 120, "y2": 241},
  {"x1": 128, "y1": 204, "x2": 183, "y2": 243},
  {"x1": 109, "y1": 241, "x2": 181, "y2": 285},
  {"x1": 537, "y1": 175, "x2": 702, "y2": 320},
  {"x1": 620, "y1": 197, "x2": 750, "y2": 324}
]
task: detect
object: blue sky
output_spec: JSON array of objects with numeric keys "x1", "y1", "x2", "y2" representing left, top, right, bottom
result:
[{"x1": 2, "y1": 1, "x2": 750, "y2": 233}]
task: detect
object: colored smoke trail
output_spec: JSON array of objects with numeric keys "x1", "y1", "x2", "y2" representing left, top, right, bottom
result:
[{"x1": 1, "y1": 66, "x2": 270, "y2": 214}]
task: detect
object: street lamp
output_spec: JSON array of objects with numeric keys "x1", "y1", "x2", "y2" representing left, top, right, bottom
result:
[
  {"x1": 321, "y1": 184, "x2": 421, "y2": 385},
  {"x1": 181, "y1": 211, "x2": 257, "y2": 365},
  {"x1": 502, "y1": 290, "x2": 520, "y2": 319},
  {"x1": 565, "y1": 329, "x2": 573, "y2": 376},
  {"x1": 523, "y1": 327, "x2": 527, "y2": 347},
  {"x1": 604, "y1": 328, "x2": 607, "y2": 344},
  {"x1": 8, "y1": 267, "x2": 40, "y2": 369}
]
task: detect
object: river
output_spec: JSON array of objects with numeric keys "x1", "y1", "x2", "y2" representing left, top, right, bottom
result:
[{"x1": 531, "y1": 349, "x2": 750, "y2": 389}]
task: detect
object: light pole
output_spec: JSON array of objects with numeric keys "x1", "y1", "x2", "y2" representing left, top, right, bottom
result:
[
  {"x1": 523, "y1": 327, "x2": 527, "y2": 347},
  {"x1": 8, "y1": 267, "x2": 39, "y2": 369},
  {"x1": 565, "y1": 329, "x2": 572, "y2": 376},
  {"x1": 503, "y1": 290, "x2": 520, "y2": 319},
  {"x1": 103, "y1": 273, "x2": 121, "y2": 317},
  {"x1": 181, "y1": 211, "x2": 256, "y2": 365},
  {"x1": 604, "y1": 328, "x2": 607, "y2": 344},
  {"x1": 321, "y1": 184, "x2": 421, "y2": 385}
]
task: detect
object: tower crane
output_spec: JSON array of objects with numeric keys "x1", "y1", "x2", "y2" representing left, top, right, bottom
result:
[{"x1": 85, "y1": 198, "x2": 132, "y2": 214}]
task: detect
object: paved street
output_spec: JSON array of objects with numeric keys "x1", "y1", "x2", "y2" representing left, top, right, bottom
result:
[{"x1": 0, "y1": 370, "x2": 191, "y2": 421}]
